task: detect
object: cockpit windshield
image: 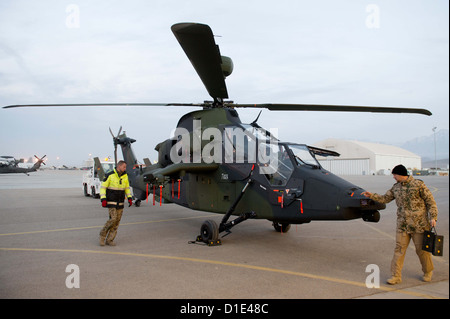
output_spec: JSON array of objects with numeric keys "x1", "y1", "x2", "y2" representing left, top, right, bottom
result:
[
  {"x1": 287, "y1": 144, "x2": 320, "y2": 168},
  {"x1": 258, "y1": 143, "x2": 294, "y2": 186}
]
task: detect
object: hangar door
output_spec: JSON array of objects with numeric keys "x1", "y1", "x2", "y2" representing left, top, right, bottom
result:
[{"x1": 318, "y1": 158, "x2": 370, "y2": 175}]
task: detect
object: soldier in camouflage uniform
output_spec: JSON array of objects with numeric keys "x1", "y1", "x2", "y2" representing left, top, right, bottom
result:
[{"x1": 362, "y1": 164, "x2": 438, "y2": 285}]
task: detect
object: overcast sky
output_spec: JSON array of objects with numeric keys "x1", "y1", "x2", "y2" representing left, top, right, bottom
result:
[{"x1": 0, "y1": 0, "x2": 448, "y2": 166}]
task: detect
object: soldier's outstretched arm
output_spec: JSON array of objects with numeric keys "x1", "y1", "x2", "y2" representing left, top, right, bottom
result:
[{"x1": 362, "y1": 188, "x2": 395, "y2": 204}]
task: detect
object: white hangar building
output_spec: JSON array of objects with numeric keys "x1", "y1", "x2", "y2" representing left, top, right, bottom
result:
[{"x1": 313, "y1": 138, "x2": 421, "y2": 175}]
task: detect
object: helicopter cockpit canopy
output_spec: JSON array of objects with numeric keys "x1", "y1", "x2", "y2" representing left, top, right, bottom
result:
[
  {"x1": 224, "y1": 123, "x2": 337, "y2": 187},
  {"x1": 256, "y1": 143, "x2": 325, "y2": 186},
  {"x1": 287, "y1": 144, "x2": 321, "y2": 168}
]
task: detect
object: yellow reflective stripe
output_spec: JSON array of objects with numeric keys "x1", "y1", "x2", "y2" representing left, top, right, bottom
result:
[{"x1": 107, "y1": 201, "x2": 124, "y2": 206}]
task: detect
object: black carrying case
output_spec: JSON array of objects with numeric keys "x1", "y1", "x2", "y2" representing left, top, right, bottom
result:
[{"x1": 422, "y1": 227, "x2": 444, "y2": 256}]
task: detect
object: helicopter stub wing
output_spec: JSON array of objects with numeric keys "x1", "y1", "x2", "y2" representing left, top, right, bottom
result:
[
  {"x1": 171, "y1": 22, "x2": 229, "y2": 101},
  {"x1": 143, "y1": 163, "x2": 219, "y2": 183}
]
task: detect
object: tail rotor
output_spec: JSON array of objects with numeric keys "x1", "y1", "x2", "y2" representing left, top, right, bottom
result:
[
  {"x1": 34, "y1": 154, "x2": 47, "y2": 165},
  {"x1": 109, "y1": 126, "x2": 122, "y2": 166}
]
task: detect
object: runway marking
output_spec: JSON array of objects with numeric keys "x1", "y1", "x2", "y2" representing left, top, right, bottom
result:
[
  {"x1": 0, "y1": 247, "x2": 443, "y2": 299},
  {"x1": 0, "y1": 215, "x2": 212, "y2": 237},
  {"x1": 362, "y1": 222, "x2": 395, "y2": 240}
]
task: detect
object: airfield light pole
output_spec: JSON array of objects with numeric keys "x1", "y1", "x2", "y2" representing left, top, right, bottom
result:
[{"x1": 432, "y1": 126, "x2": 437, "y2": 175}]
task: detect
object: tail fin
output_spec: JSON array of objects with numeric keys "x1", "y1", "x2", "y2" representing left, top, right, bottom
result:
[
  {"x1": 143, "y1": 158, "x2": 152, "y2": 167},
  {"x1": 115, "y1": 133, "x2": 139, "y2": 182},
  {"x1": 93, "y1": 157, "x2": 106, "y2": 181}
]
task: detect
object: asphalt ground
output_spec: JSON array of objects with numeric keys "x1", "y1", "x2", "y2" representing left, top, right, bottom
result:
[{"x1": 0, "y1": 170, "x2": 448, "y2": 303}]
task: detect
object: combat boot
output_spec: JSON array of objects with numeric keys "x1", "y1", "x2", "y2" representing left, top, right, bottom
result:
[
  {"x1": 386, "y1": 276, "x2": 402, "y2": 285},
  {"x1": 106, "y1": 241, "x2": 116, "y2": 246},
  {"x1": 99, "y1": 236, "x2": 106, "y2": 246},
  {"x1": 423, "y1": 271, "x2": 433, "y2": 282}
]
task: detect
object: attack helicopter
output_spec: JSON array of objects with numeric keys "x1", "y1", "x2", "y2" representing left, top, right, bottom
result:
[
  {"x1": 0, "y1": 155, "x2": 46, "y2": 175},
  {"x1": 4, "y1": 23, "x2": 431, "y2": 245}
]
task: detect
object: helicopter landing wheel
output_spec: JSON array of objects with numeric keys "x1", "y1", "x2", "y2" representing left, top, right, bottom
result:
[
  {"x1": 273, "y1": 222, "x2": 291, "y2": 233},
  {"x1": 198, "y1": 220, "x2": 221, "y2": 246},
  {"x1": 91, "y1": 186, "x2": 97, "y2": 198},
  {"x1": 83, "y1": 184, "x2": 89, "y2": 197}
]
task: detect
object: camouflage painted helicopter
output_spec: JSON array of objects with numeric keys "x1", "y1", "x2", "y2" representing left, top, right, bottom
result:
[
  {"x1": 4, "y1": 23, "x2": 431, "y2": 245},
  {"x1": 0, "y1": 155, "x2": 46, "y2": 175}
]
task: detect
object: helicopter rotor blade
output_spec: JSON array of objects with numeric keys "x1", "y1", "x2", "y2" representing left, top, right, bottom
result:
[
  {"x1": 2, "y1": 103, "x2": 207, "y2": 109},
  {"x1": 229, "y1": 103, "x2": 432, "y2": 116},
  {"x1": 3, "y1": 102, "x2": 431, "y2": 116},
  {"x1": 171, "y1": 22, "x2": 228, "y2": 101},
  {"x1": 114, "y1": 145, "x2": 118, "y2": 167}
]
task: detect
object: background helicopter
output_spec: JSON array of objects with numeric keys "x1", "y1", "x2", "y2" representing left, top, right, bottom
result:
[
  {"x1": 4, "y1": 23, "x2": 431, "y2": 245},
  {"x1": 0, "y1": 155, "x2": 46, "y2": 175}
]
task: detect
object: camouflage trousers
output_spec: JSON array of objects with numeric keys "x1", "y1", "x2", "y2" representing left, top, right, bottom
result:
[
  {"x1": 99, "y1": 207, "x2": 124, "y2": 244},
  {"x1": 391, "y1": 231, "x2": 434, "y2": 277}
]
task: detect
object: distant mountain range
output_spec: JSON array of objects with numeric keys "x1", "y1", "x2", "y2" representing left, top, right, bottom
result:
[{"x1": 396, "y1": 129, "x2": 449, "y2": 167}]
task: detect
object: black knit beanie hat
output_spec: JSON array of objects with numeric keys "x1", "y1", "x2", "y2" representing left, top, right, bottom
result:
[{"x1": 392, "y1": 164, "x2": 408, "y2": 176}]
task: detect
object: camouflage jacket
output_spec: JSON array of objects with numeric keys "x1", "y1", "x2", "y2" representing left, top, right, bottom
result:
[{"x1": 369, "y1": 176, "x2": 438, "y2": 234}]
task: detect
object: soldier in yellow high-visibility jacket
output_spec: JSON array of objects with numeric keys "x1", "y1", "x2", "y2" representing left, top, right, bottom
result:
[{"x1": 99, "y1": 160, "x2": 133, "y2": 246}]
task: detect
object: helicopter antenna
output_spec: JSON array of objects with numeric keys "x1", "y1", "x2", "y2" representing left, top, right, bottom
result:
[{"x1": 250, "y1": 110, "x2": 263, "y2": 125}]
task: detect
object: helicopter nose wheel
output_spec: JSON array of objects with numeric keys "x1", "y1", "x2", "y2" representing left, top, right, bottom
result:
[
  {"x1": 197, "y1": 220, "x2": 221, "y2": 246},
  {"x1": 272, "y1": 222, "x2": 291, "y2": 233}
]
